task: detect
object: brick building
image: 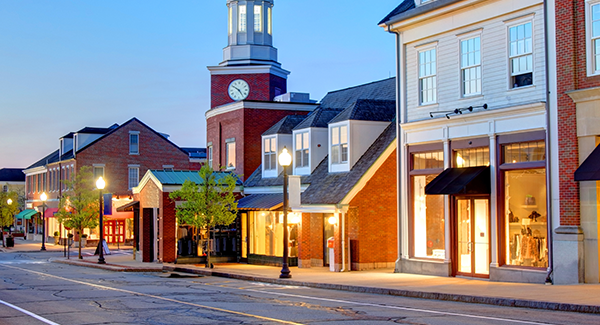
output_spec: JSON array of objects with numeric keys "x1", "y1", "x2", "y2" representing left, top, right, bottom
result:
[
  {"x1": 381, "y1": 0, "x2": 551, "y2": 283},
  {"x1": 238, "y1": 78, "x2": 398, "y2": 271},
  {"x1": 22, "y1": 118, "x2": 200, "y2": 247},
  {"x1": 205, "y1": 0, "x2": 318, "y2": 181},
  {"x1": 554, "y1": 0, "x2": 600, "y2": 284}
]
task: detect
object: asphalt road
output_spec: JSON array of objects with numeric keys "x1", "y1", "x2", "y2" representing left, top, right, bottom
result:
[{"x1": 1, "y1": 252, "x2": 599, "y2": 325}]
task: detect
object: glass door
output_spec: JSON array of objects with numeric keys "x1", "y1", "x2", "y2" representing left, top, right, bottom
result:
[{"x1": 456, "y1": 197, "x2": 490, "y2": 277}]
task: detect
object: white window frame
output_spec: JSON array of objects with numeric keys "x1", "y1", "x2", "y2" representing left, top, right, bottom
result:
[
  {"x1": 460, "y1": 34, "x2": 482, "y2": 97},
  {"x1": 254, "y1": 5, "x2": 262, "y2": 32},
  {"x1": 417, "y1": 45, "x2": 437, "y2": 105},
  {"x1": 128, "y1": 165, "x2": 140, "y2": 189},
  {"x1": 294, "y1": 131, "x2": 310, "y2": 168},
  {"x1": 330, "y1": 125, "x2": 348, "y2": 165},
  {"x1": 226, "y1": 139, "x2": 236, "y2": 170},
  {"x1": 239, "y1": 5, "x2": 247, "y2": 32},
  {"x1": 507, "y1": 19, "x2": 534, "y2": 89},
  {"x1": 207, "y1": 143, "x2": 213, "y2": 168},
  {"x1": 263, "y1": 137, "x2": 277, "y2": 171},
  {"x1": 587, "y1": 0, "x2": 600, "y2": 76},
  {"x1": 268, "y1": 7, "x2": 272, "y2": 35},
  {"x1": 228, "y1": 5, "x2": 233, "y2": 35},
  {"x1": 129, "y1": 131, "x2": 140, "y2": 155}
]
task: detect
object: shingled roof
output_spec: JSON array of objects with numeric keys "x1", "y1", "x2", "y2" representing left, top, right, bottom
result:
[
  {"x1": 329, "y1": 99, "x2": 396, "y2": 124},
  {"x1": 26, "y1": 150, "x2": 60, "y2": 169},
  {"x1": 379, "y1": 0, "x2": 462, "y2": 26},
  {"x1": 318, "y1": 77, "x2": 396, "y2": 110},
  {"x1": 263, "y1": 115, "x2": 307, "y2": 136},
  {"x1": 244, "y1": 122, "x2": 396, "y2": 205},
  {"x1": 0, "y1": 168, "x2": 25, "y2": 182},
  {"x1": 378, "y1": 0, "x2": 416, "y2": 25}
]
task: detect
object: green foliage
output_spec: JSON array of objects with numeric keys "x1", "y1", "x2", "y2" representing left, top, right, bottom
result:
[
  {"x1": 169, "y1": 164, "x2": 238, "y2": 265},
  {"x1": 55, "y1": 166, "x2": 100, "y2": 259},
  {"x1": 0, "y1": 189, "x2": 20, "y2": 228}
]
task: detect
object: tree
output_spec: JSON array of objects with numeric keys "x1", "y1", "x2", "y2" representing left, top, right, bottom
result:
[
  {"x1": 169, "y1": 164, "x2": 238, "y2": 268},
  {"x1": 0, "y1": 188, "x2": 20, "y2": 246},
  {"x1": 55, "y1": 166, "x2": 99, "y2": 259}
]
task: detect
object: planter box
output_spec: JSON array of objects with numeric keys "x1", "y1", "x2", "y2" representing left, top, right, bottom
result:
[{"x1": 248, "y1": 254, "x2": 298, "y2": 267}]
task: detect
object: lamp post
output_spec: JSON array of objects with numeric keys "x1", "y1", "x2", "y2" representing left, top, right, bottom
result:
[
  {"x1": 40, "y1": 192, "x2": 47, "y2": 251},
  {"x1": 96, "y1": 177, "x2": 106, "y2": 264},
  {"x1": 7, "y1": 199, "x2": 12, "y2": 234},
  {"x1": 278, "y1": 147, "x2": 292, "y2": 279}
]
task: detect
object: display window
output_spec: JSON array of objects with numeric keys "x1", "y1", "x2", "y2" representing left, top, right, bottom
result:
[
  {"x1": 249, "y1": 211, "x2": 299, "y2": 258},
  {"x1": 410, "y1": 147, "x2": 445, "y2": 259}
]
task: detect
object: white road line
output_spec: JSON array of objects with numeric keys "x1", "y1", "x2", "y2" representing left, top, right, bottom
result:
[
  {"x1": 0, "y1": 264, "x2": 303, "y2": 325},
  {"x1": 0, "y1": 299, "x2": 61, "y2": 325},
  {"x1": 236, "y1": 287, "x2": 554, "y2": 325}
]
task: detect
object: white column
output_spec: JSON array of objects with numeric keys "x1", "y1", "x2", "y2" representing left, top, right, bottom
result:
[
  {"x1": 443, "y1": 139, "x2": 451, "y2": 263},
  {"x1": 489, "y1": 134, "x2": 499, "y2": 267}
]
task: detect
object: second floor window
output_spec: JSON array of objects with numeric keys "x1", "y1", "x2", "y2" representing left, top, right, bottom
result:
[
  {"x1": 129, "y1": 133, "x2": 139, "y2": 155},
  {"x1": 226, "y1": 141, "x2": 236, "y2": 169},
  {"x1": 295, "y1": 132, "x2": 309, "y2": 168},
  {"x1": 418, "y1": 48, "x2": 437, "y2": 104},
  {"x1": 331, "y1": 125, "x2": 348, "y2": 164},
  {"x1": 93, "y1": 166, "x2": 104, "y2": 181},
  {"x1": 461, "y1": 37, "x2": 481, "y2": 96},
  {"x1": 128, "y1": 167, "x2": 139, "y2": 189},
  {"x1": 208, "y1": 145, "x2": 213, "y2": 168},
  {"x1": 239, "y1": 5, "x2": 247, "y2": 32},
  {"x1": 589, "y1": 2, "x2": 600, "y2": 74},
  {"x1": 509, "y1": 22, "x2": 533, "y2": 88},
  {"x1": 264, "y1": 138, "x2": 276, "y2": 170},
  {"x1": 254, "y1": 5, "x2": 262, "y2": 32}
]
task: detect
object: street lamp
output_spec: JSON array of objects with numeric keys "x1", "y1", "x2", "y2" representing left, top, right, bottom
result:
[
  {"x1": 7, "y1": 199, "x2": 13, "y2": 235},
  {"x1": 278, "y1": 147, "x2": 292, "y2": 279},
  {"x1": 40, "y1": 192, "x2": 47, "y2": 251},
  {"x1": 96, "y1": 176, "x2": 106, "y2": 264}
]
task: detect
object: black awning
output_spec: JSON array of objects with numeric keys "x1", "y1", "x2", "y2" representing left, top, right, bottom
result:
[
  {"x1": 425, "y1": 166, "x2": 490, "y2": 195},
  {"x1": 575, "y1": 144, "x2": 600, "y2": 181},
  {"x1": 116, "y1": 201, "x2": 139, "y2": 212},
  {"x1": 237, "y1": 194, "x2": 283, "y2": 211}
]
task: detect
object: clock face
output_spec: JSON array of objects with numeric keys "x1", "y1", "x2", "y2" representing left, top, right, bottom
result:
[{"x1": 228, "y1": 79, "x2": 250, "y2": 101}]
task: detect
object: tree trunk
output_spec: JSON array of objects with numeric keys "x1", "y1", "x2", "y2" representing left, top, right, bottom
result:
[{"x1": 78, "y1": 229, "x2": 83, "y2": 259}]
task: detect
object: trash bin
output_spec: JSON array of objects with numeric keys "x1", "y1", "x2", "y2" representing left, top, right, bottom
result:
[{"x1": 6, "y1": 236, "x2": 14, "y2": 248}]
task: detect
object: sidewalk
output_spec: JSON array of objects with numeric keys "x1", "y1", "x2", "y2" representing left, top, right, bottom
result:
[{"x1": 3, "y1": 239, "x2": 600, "y2": 314}]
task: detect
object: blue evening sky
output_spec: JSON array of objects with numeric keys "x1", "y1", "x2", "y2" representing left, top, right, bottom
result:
[{"x1": 0, "y1": 1, "x2": 399, "y2": 169}]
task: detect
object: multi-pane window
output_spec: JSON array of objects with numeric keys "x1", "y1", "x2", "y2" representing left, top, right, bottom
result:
[
  {"x1": 128, "y1": 167, "x2": 139, "y2": 189},
  {"x1": 239, "y1": 5, "x2": 247, "y2": 32},
  {"x1": 455, "y1": 147, "x2": 489, "y2": 167},
  {"x1": 254, "y1": 5, "x2": 262, "y2": 32},
  {"x1": 2, "y1": 185, "x2": 7, "y2": 192},
  {"x1": 503, "y1": 141, "x2": 545, "y2": 163},
  {"x1": 228, "y1": 6, "x2": 233, "y2": 34},
  {"x1": 418, "y1": 48, "x2": 437, "y2": 104},
  {"x1": 263, "y1": 138, "x2": 277, "y2": 170},
  {"x1": 268, "y1": 7, "x2": 272, "y2": 34},
  {"x1": 589, "y1": 3, "x2": 600, "y2": 74},
  {"x1": 295, "y1": 132, "x2": 309, "y2": 168},
  {"x1": 208, "y1": 146, "x2": 213, "y2": 168},
  {"x1": 129, "y1": 133, "x2": 139, "y2": 155},
  {"x1": 331, "y1": 125, "x2": 348, "y2": 164},
  {"x1": 509, "y1": 22, "x2": 533, "y2": 88},
  {"x1": 461, "y1": 37, "x2": 481, "y2": 96},
  {"x1": 412, "y1": 151, "x2": 444, "y2": 170},
  {"x1": 93, "y1": 166, "x2": 104, "y2": 181},
  {"x1": 226, "y1": 141, "x2": 236, "y2": 169}
]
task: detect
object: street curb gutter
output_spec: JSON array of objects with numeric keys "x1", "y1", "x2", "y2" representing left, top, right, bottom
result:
[
  {"x1": 163, "y1": 265, "x2": 600, "y2": 314},
  {"x1": 53, "y1": 259, "x2": 163, "y2": 272}
]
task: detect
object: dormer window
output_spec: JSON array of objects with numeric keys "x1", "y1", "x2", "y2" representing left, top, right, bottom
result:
[
  {"x1": 263, "y1": 137, "x2": 277, "y2": 170},
  {"x1": 129, "y1": 132, "x2": 140, "y2": 155},
  {"x1": 331, "y1": 125, "x2": 348, "y2": 164},
  {"x1": 239, "y1": 5, "x2": 247, "y2": 32},
  {"x1": 295, "y1": 132, "x2": 309, "y2": 168}
]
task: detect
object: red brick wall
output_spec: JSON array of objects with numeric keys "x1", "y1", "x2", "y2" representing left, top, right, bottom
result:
[
  {"x1": 348, "y1": 149, "x2": 397, "y2": 268},
  {"x1": 211, "y1": 73, "x2": 287, "y2": 108},
  {"x1": 75, "y1": 119, "x2": 193, "y2": 197},
  {"x1": 555, "y1": 0, "x2": 600, "y2": 225},
  {"x1": 206, "y1": 108, "x2": 309, "y2": 181},
  {"x1": 161, "y1": 191, "x2": 177, "y2": 263}
]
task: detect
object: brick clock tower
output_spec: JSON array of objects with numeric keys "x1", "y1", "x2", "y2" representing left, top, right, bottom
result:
[
  {"x1": 206, "y1": 0, "x2": 317, "y2": 180},
  {"x1": 208, "y1": 0, "x2": 289, "y2": 108}
]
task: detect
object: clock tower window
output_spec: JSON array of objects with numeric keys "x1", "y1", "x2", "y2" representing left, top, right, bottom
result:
[
  {"x1": 239, "y1": 5, "x2": 247, "y2": 32},
  {"x1": 254, "y1": 5, "x2": 262, "y2": 32}
]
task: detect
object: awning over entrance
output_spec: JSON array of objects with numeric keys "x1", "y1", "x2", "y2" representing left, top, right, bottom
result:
[
  {"x1": 425, "y1": 166, "x2": 490, "y2": 195},
  {"x1": 116, "y1": 201, "x2": 139, "y2": 212},
  {"x1": 237, "y1": 194, "x2": 283, "y2": 211},
  {"x1": 15, "y1": 209, "x2": 37, "y2": 220},
  {"x1": 43, "y1": 208, "x2": 58, "y2": 218},
  {"x1": 575, "y1": 144, "x2": 600, "y2": 181}
]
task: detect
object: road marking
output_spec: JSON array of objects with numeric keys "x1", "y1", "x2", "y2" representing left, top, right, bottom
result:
[
  {"x1": 212, "y1": 285, "x2": 553, "y2": 325},
  {"x1": 0, "y1": 299, "x2": 61, "y2": 325},
  {"x1": 0, "y1": 264, "x2": 303, "y2": 325}
]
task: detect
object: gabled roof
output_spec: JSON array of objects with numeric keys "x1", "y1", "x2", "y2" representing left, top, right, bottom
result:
[
  {"x1": 181, "y1": 148, "x2": 207, "y2": 159},
  {"x1": 378, "y1": 0, "x2": 416, "y2": 25},
  {"x1": 26, "y1": 150, "x2": 60, "y2": 169},
  {"x1": 379, "y1": 0, "x2": 462, "y2": 26},
  {"x1": 262, "y1": 115, "x2": 307, "y2": 136},
  {"x1": 244, "y1": 122, "x2": 397, "y2": 205},
  {"x1": 149, "y1": 170, "x2": 242, "y2": 186},
  {"x1": 318, "y1": 77, "x2": 396, "y2": 110},
  {"x1": 329, "y1": 99, "x2": 396, "y2": 124},
  {"x1": 293, "y1": 109, "x2": 344, "y2": 130},
  {"x1": 0, "y1": 168, "x2": 25, "y2": 182}
]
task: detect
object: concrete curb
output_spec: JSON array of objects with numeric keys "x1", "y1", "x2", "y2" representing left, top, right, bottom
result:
[
  {"x1": 162, "y1": 265, "x2": 600, "y2": 314},
  {"x1": 52, "y1": 259, "x2": 163, "y2": 272}
]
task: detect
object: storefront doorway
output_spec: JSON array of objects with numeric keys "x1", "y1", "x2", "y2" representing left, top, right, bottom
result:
[
  {"x1": 456, "y1": 197, "x2": 490, "y2": 277},
  {"x1": 323, "y1": 214, "x2": 335, "y2": 266},
  {"x1": 104, "y1": 220, "x2": 125, "y2": 244}
]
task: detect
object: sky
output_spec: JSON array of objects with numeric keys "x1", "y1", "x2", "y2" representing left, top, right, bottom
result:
[{"x1": 0, "y1": 1, "x2": 399, "y2": 169}]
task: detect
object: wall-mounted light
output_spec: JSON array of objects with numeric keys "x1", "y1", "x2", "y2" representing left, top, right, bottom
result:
[
  {"x1": 328, "y1": 216, "x2": 338, "y2": 225},
  {"x1": 430, "y1": 104, "x2": 488, "y2": 119}
]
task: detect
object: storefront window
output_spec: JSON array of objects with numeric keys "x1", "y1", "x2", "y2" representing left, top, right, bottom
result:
[
  {"x1": 249, "y1": 211, "x2": 298, "y2": 257},
  {"x1": 503, "y1": 141, "x2": 545, "y2": 163},
  {"x1": 504, "y1": 168, "x2": 547, "y2": 267},
  {"x1": 411, "y1": 148, "x2": 445, "y2": 259},
  {"x1": 455, "y1": 147, "x2": 489, "y2": 167}
]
